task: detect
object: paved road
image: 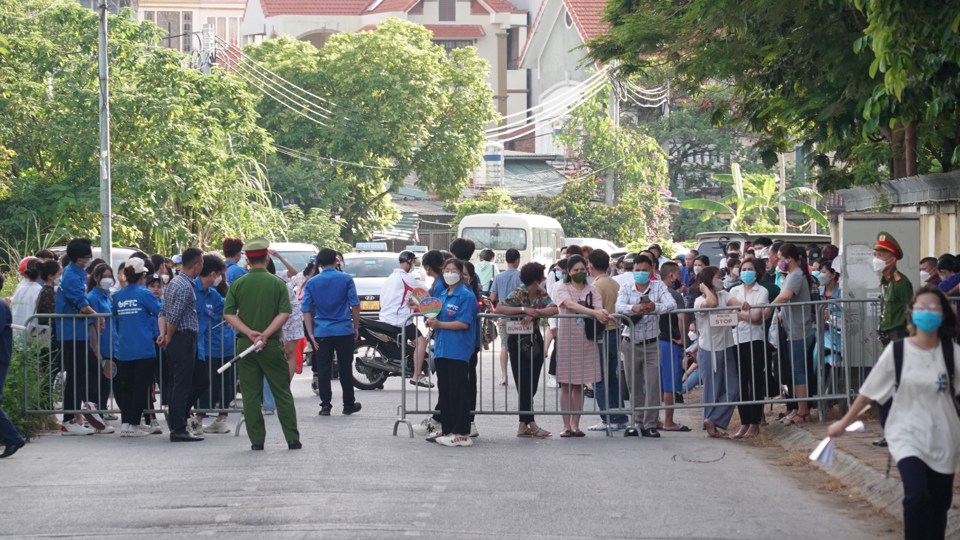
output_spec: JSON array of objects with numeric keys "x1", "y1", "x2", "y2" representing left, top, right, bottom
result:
[{"x1": 1, "y1": 351, "x2": 891, "y2": 539}]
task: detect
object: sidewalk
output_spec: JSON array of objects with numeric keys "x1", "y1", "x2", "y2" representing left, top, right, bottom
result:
[{"x1": 762, "y1": 408, "x2": 960, "y2": 538}]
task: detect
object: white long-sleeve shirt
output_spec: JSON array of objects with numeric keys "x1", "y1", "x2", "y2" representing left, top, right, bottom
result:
[{"x1": 378, "y1": 268, "x2": 427, "y2": 327}]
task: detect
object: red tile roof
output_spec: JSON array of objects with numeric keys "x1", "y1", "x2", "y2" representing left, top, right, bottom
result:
[
  {"x1": 259, "y1": 0, "x2": 373, "y2": 16},
  {"x1": 366, "y1": 0, "x2": 419, "y2": 14},
  {"x1": 477, "y1": 0, "x2": 523, "y2": 14},
  {"x1": 564, "y1": 0, "x2": 608, "y2": 43},
  {"x1": 423, "y1": 24, "x2": 485, "y2": 38}
]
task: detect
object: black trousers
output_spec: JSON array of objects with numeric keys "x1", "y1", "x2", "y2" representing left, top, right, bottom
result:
[
  {"x1": 508, "y1": 336, "x2": 544, "y2": 423},
  {"x1": 898, "y1": 456, "x2": 954, "y2": 540},
  {"x1": 185, "y1": 358, "x2": 210, "y2": 419},
  {"x1": 115, "y1": 358, "x2": 155, "y2": 426},
  {"x1": 316, "y1": 334, "x2": 356, "y2": 407},
  {"x1": 468, "y1": 350, "x2": 478, "y2": 423},
  {"x1": 166, "y1": 331, "x2": 198, "y2": 434},
  {"x1": 436, "y1": 357, "x2": 470, "y2": 436},
  {"x1": 202, "y1": 355, "x2": 237, "y2": 413},
  {"x1": 61, "y1": 340, "x2": 99, "y2": 422},
  {"x1": 736, "y1": 340, "x2": 766, "y2": 425}
]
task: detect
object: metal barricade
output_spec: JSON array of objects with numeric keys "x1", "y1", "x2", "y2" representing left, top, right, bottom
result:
[
  {"x1": 393, "y1": 296, "x2": 885, "y2": 438},
  {"x1": 18, "y1": 312, "x2": 244, "y2": 434}
]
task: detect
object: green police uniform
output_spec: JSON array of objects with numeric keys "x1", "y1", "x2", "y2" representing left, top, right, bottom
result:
[
  {"x1": 875, "y1": 232, "x2": 912, "y2": 343},
  {"x1": 224, "y1": 250, "x2": 299, "y2": 446}
]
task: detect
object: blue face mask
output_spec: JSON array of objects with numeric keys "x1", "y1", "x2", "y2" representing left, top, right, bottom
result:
[
  {"x1": 812, "y1": 271, "x2": 821, "y2": 280},
  {"x1": 911, "y1": 310, "x2": 943, "y2": 334},
  {"x1": 555, "y1": 270, "x2": 563, "y2": 281},
  {"x1": 740, "y1": 270, "x2": 757, "y2": 285},
  {"x1": 634, "y1": 271, "x2": 650, "y2": 285}
]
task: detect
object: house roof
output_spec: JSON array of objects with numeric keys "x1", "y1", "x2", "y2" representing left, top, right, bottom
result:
[
  {"x1": 258, "y1": 0, "x2": 521, "y2": 17},
  {"x1": 423, "y1": 24, "x2": 486, "y2": 38},
  {"x1": 479, "y1": 0, "x2": 524, "y2": 14},
  {"x1": 519, "y1": 0, "x2": 608, "y2": 66},
  {"x1": 365, "y1": 0, "x2": 419, "y2": 14}
]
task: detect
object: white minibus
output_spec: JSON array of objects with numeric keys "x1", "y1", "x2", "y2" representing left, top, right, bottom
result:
[{"x1": 457, "y1": 210, "x2": 565, "y2": 269}]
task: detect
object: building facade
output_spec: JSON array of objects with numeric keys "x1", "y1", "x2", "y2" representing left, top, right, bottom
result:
[{"x1": 137, "y1": 0, "x2": 246, "y2": 53}]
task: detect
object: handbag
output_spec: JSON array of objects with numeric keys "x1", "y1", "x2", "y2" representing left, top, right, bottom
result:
[{"x1": 578, "y1": 291, "x2": 600, "y2": 342}]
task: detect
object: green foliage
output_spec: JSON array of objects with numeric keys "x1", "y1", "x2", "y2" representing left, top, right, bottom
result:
[
  {"x1": 245, "y1": 20, "x2": 496, "y2": 243},
  {"x1": 1, "y1": 343, "x2": 55, "y2": 440},
  {"x1": 450, "y1": 189, "x2": 520, "y2": 232},
  {"x1": 0, "y1": 0, "x2": 283, "y2": 255},
  {"x1": 541, "y1": 84, "x2": 670, "y2": 245},
  {"x1": 590, "y1": 0, "x2": 960, "y2": 189},
  {"x1": 283, "y1": 205, "x2": 351, "y2": 253}
]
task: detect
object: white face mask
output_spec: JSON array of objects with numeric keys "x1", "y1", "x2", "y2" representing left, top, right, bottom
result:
[
  {"x1": 443, "y1": 272, "x2": 460, "y2": 285},
  {"x1": 693, "y1": 266, "x2": 703, "y2": 275},
  {"x1": 871, "y1": 257, "x2": 887, "y2": 273},
  {"x1": 688, "y1": 331, "x2": 698, "y2": 342},
  {"x1": 214, "y1": 275, "x2": 223, "y2": 287},
  {"x1": 920, "y1": 270, "x2": 931, "y2": 282},
  {"x1": 99, "y1": 278, "x2": 114, "y2": 290},
  {"x1": 161, "y1": 274, "x2": 170, "y2": 284}
]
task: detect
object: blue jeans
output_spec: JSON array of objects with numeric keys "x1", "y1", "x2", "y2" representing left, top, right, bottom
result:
[
  {"x1": 682, "y1": 368, "x2": 700, "y2": 393},
  {"x1": 594, "y1": 330, "x2": 627, "y2": 425},
  {"x1": 262, "y1": 377, "x2": 275, "y2": 412},
  {"x1": 0, "y1": 360, "x2": 24, "y2": 446},
  {"x1": 698, "y1": 346, "x2": 739, "y2": 430},
  {"x1": 788, "y1": 335, "x2": 816, "y2": 385}
]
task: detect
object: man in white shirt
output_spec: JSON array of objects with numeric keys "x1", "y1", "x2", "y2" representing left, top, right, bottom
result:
[
  {"x1": 648, "y1": 244, "x2": 671, "y2": 270},
  {"x1": 613, "y1": 253, "x2": 639, "y2": 290},
  {"x1": 378, "y1": 251, "x2": 430, "y2": 387},
  {"x1": 615, "y1": 255, "x2": 677, "y2": 438}
]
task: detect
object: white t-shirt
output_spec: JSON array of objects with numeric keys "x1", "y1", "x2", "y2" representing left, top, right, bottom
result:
[
  {"x1": 378, "y1": 268, "x2": 427, "y2": 327},
  {"x1": 729, "y1": 284, "x2": 769, "y2": 344},
  {"x1": 11, "y1": 280, "x2": 42, "y2": 328},
  {"x1": 694, "y1": 290, "x2": 735, "y2": 352},
  {"x1": 860, "y1": 340, "x2": 960, "y2": 474}
]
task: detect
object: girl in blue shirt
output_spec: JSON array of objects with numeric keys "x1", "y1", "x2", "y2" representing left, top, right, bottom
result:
[
  {"x1": 424, "y1": 258, "x2": 477, "y2": 447},
  {"x1": 194, "y1": 265, "x2": 236, "y2": 434},
  {"x1": 86, "y1": 263, "x2": 116, "y2": 416},
  {"x1": 112, "y1": 261, "x2": 162, "y2": 437}
]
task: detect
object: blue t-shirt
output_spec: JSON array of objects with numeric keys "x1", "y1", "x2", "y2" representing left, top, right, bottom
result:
[
  {"x1": 195, "y1": 278, "x2": 235, "y2": 360},
  {"x1": 86, "y1": 287, "x2": 114, "y2": 359},
  {"x1": 301, "y1": 268, "x2": 360, "y2": 338},
  {"x1": 225, "y1": 260, "x2": 247, "y2": 286},
  {"x1": 433, "y1": 284, "x2": 478, "y2": 362},
  {"x1": 56, "y1": 263, "x2": 92, "y2": 341},
  {"x1": 490, "y1": 268, "x2": 521, "y2": 303},
  {"x1": 112, "y1": 284, "x2": 162, "y2": 361}
]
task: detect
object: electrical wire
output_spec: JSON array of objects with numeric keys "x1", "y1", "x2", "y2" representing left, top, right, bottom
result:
[
  {"x1": 485, "y1": 73, "x2": 609, "y2": 135},
  {"x1": 491, "y1": 79, "x2": 608, "y2": 143},
  {"x1": 273, "y1": 144, "x2": 400, "y2": 171},
  {"x1": 492, "y1": 66, "x2": 611, "y2": 123}
]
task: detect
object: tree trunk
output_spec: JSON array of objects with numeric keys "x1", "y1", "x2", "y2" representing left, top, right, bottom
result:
[
  {"x1": 882, "y1": 122, "x2": 907, "y2": 179},
  {"x1": 904, "y1": 118, "x2": 918, "y2": 177}
]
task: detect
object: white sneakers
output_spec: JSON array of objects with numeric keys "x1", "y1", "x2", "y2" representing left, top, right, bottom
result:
[
  {"x1": 80, "y1": 402, "x2": 106, "y2": 430},
  {"x1": 469, "y1": 422, "x2": 480, "y2": 438},
  {"x1": 413, "y1": 417, "x2": 441, "y2": 436},
  {"x1": 203, "y1": 418, "x2": 231, "y2": 434},
  {"x1": 94, "y1": 425, "x2": 115, "y2": 434},
  {"x1": 61, "y1": 419, "x2": 94, "y2": 436},
  {"x1": 120, "y1": 424, "x2": 148, "y2": 438},
  {"x1": 187, "y1": 417, "x2": 204, "y2": 438},
  {"x1": 436, "y1": 435, "x2": 473, "y2": 447},
  {"x1": 138, "y1": 420, "x2": 163, "y2": 435}
]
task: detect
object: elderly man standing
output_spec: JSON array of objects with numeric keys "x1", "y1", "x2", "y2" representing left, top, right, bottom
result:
[
  {"x1": 158, "y1": 247, "x2": 204, "y2": 442},
  {"x1": 224, "y1": 238, "x2": 301, "y2": 451}
]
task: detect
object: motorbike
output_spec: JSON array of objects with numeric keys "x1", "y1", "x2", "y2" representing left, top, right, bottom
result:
[
  {"x1": 479, "y1": 295, "x2": 497, "y2": 350},
  {"x1": 352, "y1": 317, "x2": 431, "y2": 390}
]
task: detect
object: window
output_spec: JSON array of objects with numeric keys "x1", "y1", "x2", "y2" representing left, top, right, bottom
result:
[
  {"x1": 461, "y1": 228, "x2": 527, "y2": 251},
  {"x1": 182, "y1": 12, "x2": 192, "y2": 53},
  {"x1": 439, "y1": 0, "x2": 456, "y2": 21},
  {"x1": 506, "y1": 27, "x2": 519, "y2": 70},
  {"x1": 144, "y1": 11, "x2": 155, "y2": 22},
  {"x1": 433, "y1": 39, "x2": 474, "y2": 54},
  {"x1": 564, "y1": 10, "x2": 573, "y2": 29},
  {"x1": 156, "y1": 11, "x2": 180, "y2": 50}
]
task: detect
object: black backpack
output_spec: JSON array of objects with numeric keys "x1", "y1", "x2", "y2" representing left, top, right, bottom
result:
[{"x1": 890, "y1": 339, "x2": 960, "y2": 418}]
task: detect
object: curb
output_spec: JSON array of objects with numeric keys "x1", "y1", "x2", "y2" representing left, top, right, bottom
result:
[{"x1": 763, "y1": 420, "x2": 960, "y2": 538}]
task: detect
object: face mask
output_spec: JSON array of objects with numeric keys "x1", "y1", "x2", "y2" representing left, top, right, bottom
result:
[
  {"x1": 633, "y1": 271, "x2": 650, "y2": 285},
  {"x1": 688, "y1": 331, "x2": 698, "y2": 342},
  {"x1": 443, "y1": 272, "x2": 460, "y2": 285},
  {"x1": 214, "y1": 275, "x2": 223, "y2": 287},
  {"x1": 555, "y1": 270, "x2": 563, "y2": 280},
  {"x1": 920, "y1": 270, "x2": 931, "y2": 282},
  {"x1": 713, "y1": 279, "x2": 724, "y2": 290},
  {"x1": 731, "y1": 268, "x2": 740, "y2": 277},
  {"x1": 757, "y1": 248, "x2": 769, "y2": 259},
  {"x1": 911, "y1": 310, "x2": 943, "y2": 334},
  {"x1": 99, "y1": 278, "x2": 114, "y2": 290},
  {"x1": 693, "y1": 266, "x2": 702, "y2": 275},
  {"x1": 812, "y1": 271, "x2": 821, "y2": 280},
  {"x1": 818, "y1": 273, "x2": 830, "y2": 285},
  {"x1": 161, "y1": 274, "x2": 170, "y2": 284},
  {"x1": 740, "y1": 270, "x2": 757, "y2": 285},
  {"x1": 777, "y1": 260, "x2": 788, "y2": 272},
  {"x1": 571, "y1": 271, "x2": 587, "y2": 284},
  {"x1": 871, "y1": 257, "x2": 887, "y2": 273}
]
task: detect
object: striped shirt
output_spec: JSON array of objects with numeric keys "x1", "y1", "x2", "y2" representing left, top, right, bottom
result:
[{"x1": 160, "y1": 273, "x2": 198, "y2": 333}]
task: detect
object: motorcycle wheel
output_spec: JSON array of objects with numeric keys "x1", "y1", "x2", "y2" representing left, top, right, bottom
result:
[{"x1": 353, "y1": 340, "x2": 389, "y2": 390}]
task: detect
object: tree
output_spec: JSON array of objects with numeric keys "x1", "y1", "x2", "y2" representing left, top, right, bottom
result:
[
  {"x1": 0, "y1": 0, "x2": 283, "y2": 254},
  {"x1": 450, "y1": 188, "x2": 520, "y2": 232},
  {"x1": 589, "y1": 0, "x2": 960, "y2": 190},
  {"x1": 283, "y1": 205, "x2": 351, "y2": 253},
  {"x1": 680, "y1": 164, "x2": 827, "y2": 233},
  {"x1": 244, "y1": 20, "x2": 497, "y2": 244}
]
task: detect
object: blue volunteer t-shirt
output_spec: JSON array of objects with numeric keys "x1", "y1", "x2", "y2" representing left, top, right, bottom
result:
[
  {"x1": 301, "y1": 268, "x2": 360, "y2": 338},
  {"x1": 112, "y1": 284, "x2": 162, "y2": 361},
  {"x1": 433, "y1": 283, "x2": 478, "y2": 362},
  {"x1": 56, "y1": 263, "x2": 91, "y2": 341},
  {"x1": 195, "y1": 278, "x2": 235, "y2": 360},
  {"x1": 225, "y1": 260, "x2": 247, "y2": 286},
  {"x1": 86, "y1": 287, "x2": 114, "y2": 359}
]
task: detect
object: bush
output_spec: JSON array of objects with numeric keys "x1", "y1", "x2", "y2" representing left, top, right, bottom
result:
[{"x1": 1, "y1": 343, "x2": 56, "y2": 440}]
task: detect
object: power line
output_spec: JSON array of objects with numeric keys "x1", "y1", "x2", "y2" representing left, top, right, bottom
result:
[
  {"x1": 485, "y1": 72, "x2": 609, "y2": 136},
  {"x1": 492, "y1": 66, "x2": 611, "y2": 123},
  {"x1": 273, "y1": 144, "x2": 400, "y2": 171}
]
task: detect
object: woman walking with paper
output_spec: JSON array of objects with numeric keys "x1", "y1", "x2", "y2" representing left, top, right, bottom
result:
[{"x1": 828, "y1": 286, "x2": 960, "y2": 540}]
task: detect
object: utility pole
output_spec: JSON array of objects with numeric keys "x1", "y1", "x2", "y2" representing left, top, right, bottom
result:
[
  {"x1": 605, "y1": 69, "x2": 618, "y2": 206},
  {"x1": 199, "y1": 24, "x2": 214, "y2": 74},
  {"x1": 778, "y1": 152, "x2": 787, "y2": 233},
  {"x1": 98, "y1": 0, "x2": 112, "y2": 264}
]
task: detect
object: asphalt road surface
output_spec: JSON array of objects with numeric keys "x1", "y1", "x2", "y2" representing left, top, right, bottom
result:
[{"x1": 1, "y1": 349, "x2": 895, "y2": 539}]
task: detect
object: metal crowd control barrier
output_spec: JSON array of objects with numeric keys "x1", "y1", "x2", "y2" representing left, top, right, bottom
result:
[
  {"x1": 392, "y1": 296, "x2": 884, "y2": 438},
  {"x1": 18, "y1": 312, "x2": 246, "y2": 436}
]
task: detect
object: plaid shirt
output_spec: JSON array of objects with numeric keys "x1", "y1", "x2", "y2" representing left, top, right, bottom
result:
[
  {"x1": 160, "y1": 273, "x2": 198, "y2": 333},
  {"x1": 615, "y1": 279, "x2": 677, "y2": 342}
]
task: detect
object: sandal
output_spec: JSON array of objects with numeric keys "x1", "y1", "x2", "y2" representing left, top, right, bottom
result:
[
  {"x1": 528, "y1": 427, "x2": 551, "y2": 439},
  {"x1": 559, "y1": 429, "x2": 574, "y2": 438},
  {"x1": 661, "y1": 424, "x2": 692, "y2": 432},
  {"x1": 572, "y1": 430, "x2": 586, "y2": 437},
  {"x1": 732, "y1": 426, "x2": 749, "y2": 439},
  {"x1": 410, "y1": 378, "x2": 435, "y2": 389},
  {"x1": 782, "y1": 412, "x2": 809, "y2": 426},
  {"x1": 517, "y1": 428, "x2": 533, "y2": 438}
]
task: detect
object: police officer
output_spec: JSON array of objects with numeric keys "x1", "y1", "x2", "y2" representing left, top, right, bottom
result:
[
  {"x1": 873, "y1": 231, "x2": 912, "y2": 447},
  {"x1": 223, "y1": 238, "x2": 301, "y2": 451}
]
